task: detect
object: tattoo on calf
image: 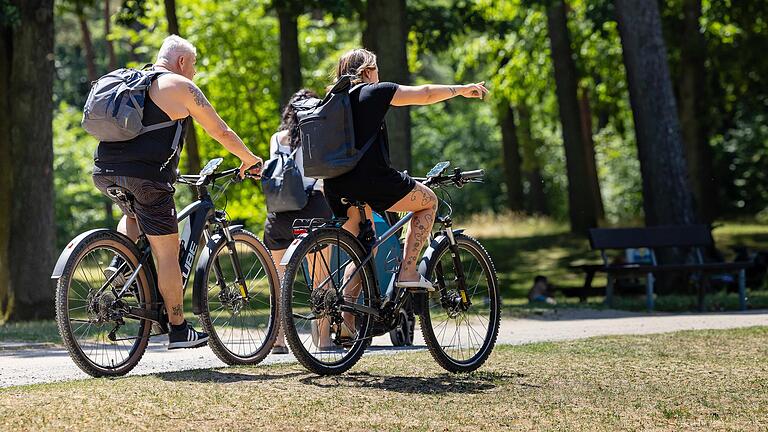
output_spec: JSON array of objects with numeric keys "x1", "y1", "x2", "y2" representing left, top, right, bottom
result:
[
  {"x1": 187, "y1": 84, "x2": 211, "y2": 108},
  {"x1": 449, "y1": 86, "x2": 457, "y2": 96},
  {"x1": 171, "y1": 304, "x2": 183, "y2": 317}
]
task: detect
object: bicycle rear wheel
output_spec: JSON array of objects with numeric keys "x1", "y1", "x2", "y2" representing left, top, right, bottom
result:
[
  {"x1": 55, "y1": 230, "x2": 153, "y2": 377},
  {"x1": 281, "y1": 228, "x2": 377, "y2": 375},
  {"x1": 199, "y1": 229, "x2": 279, "y2": 365},
  {"x1": 420, "y1": 233, "x2": 500, "y2": 373}
]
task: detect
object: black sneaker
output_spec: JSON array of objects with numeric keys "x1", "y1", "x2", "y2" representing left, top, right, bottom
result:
[
  {"x1": 168, "y1": 322, "x2": 209, "y2": 350},
  {"x1": 104, "y1": 256, "x2": 132, "y2": 289}
]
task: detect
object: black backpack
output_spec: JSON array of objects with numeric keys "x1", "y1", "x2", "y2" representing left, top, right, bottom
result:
[{"x1": 292, "y1": 75, "x2": 378, "y2": 179}]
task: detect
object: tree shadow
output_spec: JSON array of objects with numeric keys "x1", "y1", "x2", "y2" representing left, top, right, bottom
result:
[
  {"x1": 299, "y1": 370, "x2": 536, "y2": 394},
  {"x1": 157, "y1": 368, "x2": 305, "y2": 384}
]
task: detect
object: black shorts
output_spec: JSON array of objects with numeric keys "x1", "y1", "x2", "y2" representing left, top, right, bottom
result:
[
  {"x1": 93, "y1": 175, "x2": 178, "y2": 236},
  {"x1": 324, "y1": 168, "x2": 416, "y2": 217},
  {"x1": 263, "y1": 191, "x2": 333, "y2": 250}
]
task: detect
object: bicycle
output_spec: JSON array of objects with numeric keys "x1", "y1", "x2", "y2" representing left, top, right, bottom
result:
[
  {"x1": 51, "y1": 158, "x2": 279, "y2": 377},
  {"x1": 279, "y1": 161, "x2": 500, "y2": 375}
]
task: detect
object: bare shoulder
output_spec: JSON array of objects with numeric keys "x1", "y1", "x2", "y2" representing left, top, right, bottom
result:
[
  {"x1": 275, "y1": 130, "x2": 289, "y2": 145},
  {"x1": 153, "y1": 74, "x2": 208, "y2": 106}
]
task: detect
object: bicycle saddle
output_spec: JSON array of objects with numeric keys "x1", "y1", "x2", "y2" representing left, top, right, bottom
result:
[
  {"x1": 105, "y1": 185, "x2": 135, "y2": 205},
  {"x1": 340, "y1": 197, "x2": 367, "y2": 207}
]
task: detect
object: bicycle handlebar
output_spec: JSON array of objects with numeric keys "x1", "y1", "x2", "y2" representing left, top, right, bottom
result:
[
  {"x1": 177, "y1": 162, "x2": 262, "y2": 186},
  {"x1": 414, "y1": 167, "x2": 485, "y2": 188}
]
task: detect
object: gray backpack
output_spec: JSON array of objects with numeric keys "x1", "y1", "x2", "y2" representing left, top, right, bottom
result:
[
  {"x1": 293, "y1": 75, "x2": 378, "y2": 179},
  {"x1": 82, "y1": 67, "x2": 183, "y2": 148}
]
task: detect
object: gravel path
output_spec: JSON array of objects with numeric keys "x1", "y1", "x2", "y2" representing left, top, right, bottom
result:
[{"x1": 1, "y1": 308, "x2": 765, "y2": 388}]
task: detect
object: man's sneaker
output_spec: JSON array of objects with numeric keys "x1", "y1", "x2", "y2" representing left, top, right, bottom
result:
[
  {"x1": 103, "y1": 256, "x2": 132, "y2": 289},
  {"x1": 168, "y1": 322, "x2": 209, "y2": 350}
]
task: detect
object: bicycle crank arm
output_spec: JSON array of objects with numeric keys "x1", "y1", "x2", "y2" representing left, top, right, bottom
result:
[
  {"x1": 339, "y1": 301, "x2": 381, "y2": 318},
  {"x1": 125, "y1": 306, "x2": 161, "y2": 323}
]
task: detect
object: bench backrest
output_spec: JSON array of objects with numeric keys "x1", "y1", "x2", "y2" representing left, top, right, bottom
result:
[{"x1": 588, "y1": 225, "x2": 713, "y2": 250}]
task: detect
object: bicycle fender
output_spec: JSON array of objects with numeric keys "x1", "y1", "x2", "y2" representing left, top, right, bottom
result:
[
  {"x1": 192, "y1": 233, "x2": 223, "y2": 315},
  {"x1": 417, "y1": 229, "x2": 465, "y2": 277},
  {"x1": 190, "y1": 225, "x2": 245, "y2": 315},
  {"x1": 278, "y1": 233, "x2": 309, "y2": 266},
  {"x1": 51, "y1": 228, "x2": 113, "y2": 279}
]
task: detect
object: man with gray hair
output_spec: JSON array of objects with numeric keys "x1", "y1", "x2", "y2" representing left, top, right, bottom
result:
[{"x1": 93, "y1": 35, "x2": 263, "y2": 349}]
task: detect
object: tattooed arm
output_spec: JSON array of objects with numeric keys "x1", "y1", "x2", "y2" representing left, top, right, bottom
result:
[
  {"x1": 390, "y1": 82, "x2": 489, "y2": 106},
  {"x1": 181, "y1": 81, "x2": 262, "y2": 176}
]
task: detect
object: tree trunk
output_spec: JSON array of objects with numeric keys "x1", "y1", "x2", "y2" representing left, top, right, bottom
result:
[
  {"x1": 163, "y1": 0, "x2": 179, "y2": 35},
  {"x1": 578, "y1": 87, "x2": 605, "y2": 220},
  {"x1": 499, "y1": 104, "x2": 524, "y2": 211},
  {"x1": 104, "y1": 0, "x2": 116, "y2": 226},
  {"x1": 77, "y1": 10, "x2": 97, "y2": 83},
  {"x1": 546, "y1": 0, "x2": 598, "y2": 233},
  {"x1": 0, "y1": 0, "x2": 56, "y2": 321},
  {"x1": 363, "y1": 0, "x2": 412, "y2": 171},
  {"x1": 163, "y1": 0, "x2": 201, "y2": 173},
  {"x1": 615, "y1": 0, "x2": 698, "y2": 227},
  {"x1": 518, "y1": 105, "x2": 549, "y2": 215},
  {"x1": 678, "y1": 0, "x2": 716, "y2": 222},
  {"x1": 105, "y1": 0, "x2": 117, "y2": 70},
  {"x1": 276, "y1": 3, "x2": 302, "y2": 108}
]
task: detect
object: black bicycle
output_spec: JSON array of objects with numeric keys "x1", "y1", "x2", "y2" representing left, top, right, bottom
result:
[
  {"x1": 51, "y1": 158, "x2": 279, "y2": 377},
  {"x1": 280, "y1": 161, "x2": 500, "y2": 375}
]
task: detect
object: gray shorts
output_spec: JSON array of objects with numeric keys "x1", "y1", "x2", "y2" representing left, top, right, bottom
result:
[{"x1": 93, "y1": 175, "x2": 178, "y2": 236}]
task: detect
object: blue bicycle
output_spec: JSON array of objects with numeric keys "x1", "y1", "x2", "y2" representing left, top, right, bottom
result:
[{"x1": 280, "y1": 162, "x2": 500, "y2": 375}]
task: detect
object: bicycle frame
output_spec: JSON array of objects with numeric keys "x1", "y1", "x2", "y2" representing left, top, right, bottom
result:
[{"x1": 102, "y1": 177, "x2": 250, "y2": 330}]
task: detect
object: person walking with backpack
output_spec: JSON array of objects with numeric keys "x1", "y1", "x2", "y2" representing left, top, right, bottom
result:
[
  {"x1": 323, "y1": 48, "x2": 488, "y2": 292},
  {"x1": 262, "y1": 89, "x2": 335, "y2": 353},
  {"x1": 90, "y1": 35, "x2": 263, "y2": 349}
]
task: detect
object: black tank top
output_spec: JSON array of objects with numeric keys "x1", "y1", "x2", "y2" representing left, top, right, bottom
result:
[{"x1": 93, "y1": 92, "x2": 188, "y2": 184}]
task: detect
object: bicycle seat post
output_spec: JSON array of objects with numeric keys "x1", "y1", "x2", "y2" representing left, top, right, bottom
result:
[{"x1": 355, "y1": 203, "x2": 375, "y2": 252}]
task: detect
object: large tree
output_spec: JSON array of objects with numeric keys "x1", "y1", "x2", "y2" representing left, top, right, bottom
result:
[
  {"x1": 0, "y1": 0, "x2": 56, "y2": 321},
  {"x1": 677, "y1": 0, "x2": 716, "y2": 222},
  {"x1": 615, "y1": 0, "x2": 697, "y2": 226},
  {"x1": 498, "y1": 104, "x2": 525, "y2": 211},
  {"x1": 275, "y1": 1, "x2": 302, "y2": 108},
  {"x1": 546, "y1": 0, "x2": 600, "y2": 233},
  {"x1": 163, "y1": 0, "x2": 201, "y2": 174},
  {"x1": 363, "y1": 0, "x2": 412, "y2": 171}
]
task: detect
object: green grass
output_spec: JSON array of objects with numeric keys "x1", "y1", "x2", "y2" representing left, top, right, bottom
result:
[
  {"x1": 0, "y1": 321, "x2": 61, "y2": 344},
  {"x1": 1, "y1": 327, "x2": 766, "y2": 430}
]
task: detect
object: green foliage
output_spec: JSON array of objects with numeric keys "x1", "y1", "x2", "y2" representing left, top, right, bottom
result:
[
  {"x1": 0, "y1": 0, "x2": 20, "y2": 27},
  {"x1": 49, "y1": 0, "x2": 768, "y2": 246},
  {"x1": 53, "y1": 103, "x2": 112, "y2": 247}
]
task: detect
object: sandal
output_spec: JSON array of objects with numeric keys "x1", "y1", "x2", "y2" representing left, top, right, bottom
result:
[{"x1": 395, "y1": 274, "x2": 435, "y2": 292}]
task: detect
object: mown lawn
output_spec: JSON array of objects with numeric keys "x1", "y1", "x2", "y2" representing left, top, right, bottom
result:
[{"x1": 1, "y1": 326, "x2": 766, "y2": 431}]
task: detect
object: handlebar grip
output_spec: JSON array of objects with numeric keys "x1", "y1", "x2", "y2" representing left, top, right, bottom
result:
[{"x1": 461, "y1": 169, "x2": 484, "y2": 179}]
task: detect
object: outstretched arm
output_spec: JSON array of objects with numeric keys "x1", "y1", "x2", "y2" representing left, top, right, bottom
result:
[
  {"x1": 390, "y1": 82, "x2": 488, "y2": 107},
  {"x1": 181, "y1": 82, "x2": 262, "y2": 176}
]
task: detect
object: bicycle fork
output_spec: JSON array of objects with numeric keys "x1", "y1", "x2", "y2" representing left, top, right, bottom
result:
[{"x1": 437, "y1": 226, "x2": 472, "y2": 311}]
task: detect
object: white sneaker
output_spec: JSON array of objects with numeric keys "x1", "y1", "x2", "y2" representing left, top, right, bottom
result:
[{"x1": 395, "y1": 275, "x2": 435, "y2": 292}]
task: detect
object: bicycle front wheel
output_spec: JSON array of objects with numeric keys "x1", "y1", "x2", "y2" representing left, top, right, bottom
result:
[
  {"x1": 281, "y1": 228, "x2": 377, "y2": 375},
  {"x1": 199, "y1": 229, "x2": 280, "y2": 365},
  {"x1": 420, "y1": 233, "x2": 500, "y2": 373}
]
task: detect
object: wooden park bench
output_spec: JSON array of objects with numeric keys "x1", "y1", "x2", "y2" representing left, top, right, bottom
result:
[{"x1": 571, "y1": 225, "x2": 752, "y2": 311}]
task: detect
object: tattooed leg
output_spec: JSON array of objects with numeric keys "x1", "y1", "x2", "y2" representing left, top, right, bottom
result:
[
  {"x1": 147, "y1": 233, "x2": 186, "y2": 325},
  {"x1": 389, "y1": 183, "x2": 438, "y2": 281}
]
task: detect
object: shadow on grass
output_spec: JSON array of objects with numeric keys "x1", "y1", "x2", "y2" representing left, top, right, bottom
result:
[
  {"x1": 156, "y1": 368, "x2": 305, "y2": 384},
  {"x1": 299, "y1": 370, "x2": 536, "y2": 394}
]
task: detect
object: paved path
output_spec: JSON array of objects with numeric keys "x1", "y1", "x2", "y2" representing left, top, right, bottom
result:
[{"x1": 1, "y1": 309, "x2": 765, "y2": 388}]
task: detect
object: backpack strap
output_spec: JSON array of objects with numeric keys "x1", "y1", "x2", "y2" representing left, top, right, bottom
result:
[
  {"x1": 158, "y1": 120, "x2": 185, "y2": 172},
  {"x1": 358, "y1": 131, "x2": 379, "y2": 157},
  {"x1": 350, "y1": 82, "x2": 367, "y2": 94},
  {"x1": 140, "y1": 119, "x2": 178, "y2": 133}
]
